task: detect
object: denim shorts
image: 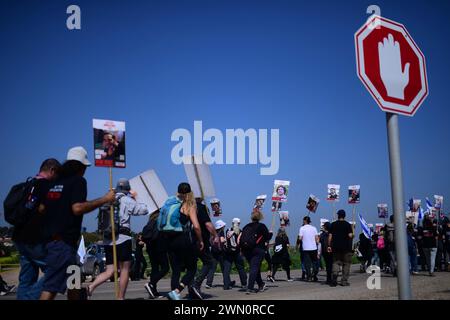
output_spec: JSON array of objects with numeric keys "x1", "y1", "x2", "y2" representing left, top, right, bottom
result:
[{"x1": 42, "y1": 241, "x2": 77, "y2": 294}]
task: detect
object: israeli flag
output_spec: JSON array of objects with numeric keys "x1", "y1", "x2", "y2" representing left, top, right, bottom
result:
[
  {"x1": 359, "y1": 212, "x2": 372, "y2": 239},
  {"x1": 418, "y1": 206, "x2": 424, "y2": 222},
  {"x1": 77, "y1": 235, "x2": 86, "y2": 264},
  {"x1": 407, "y1": 198, "x2": 414, "y2": 211},
  {"x1": 425, "y1": 198, "x2": 433, "y2": 211}
]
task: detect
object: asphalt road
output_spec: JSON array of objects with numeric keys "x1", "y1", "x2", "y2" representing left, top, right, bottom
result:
[{"x1": 1, "y1": 265, "x2": 450, "y2": 300}]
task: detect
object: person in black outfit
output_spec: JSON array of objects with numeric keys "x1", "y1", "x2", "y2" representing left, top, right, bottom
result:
[
  {"x1": 144, "y1": 210, "x2": 170, "y2": 299},
  {"x1": 133, "y1": 233, "x2": 147, "y2": 280},
  {"x1": 13, "y1": 158, "x2": 61, "y2": 300},
  {"x1": 271, "y1": 228, "x2": 292, "y2": 281},
  {"x1": 239, "y1": 209, "x2": 272, "y2": 294},
  {"x1": 327, "y1": 209, "x2": 354, "y2": 287},
  {"x1": 358, "y1": 232, "x2": 373, "y2": 272},
  {"x1": 223, "y1": 218, "x2": 247, "y2": 289},
  {"x1": 194, "y1": 198, "x2": 219, "y2": 292},
  {"x1": 40, "y1": 147, "x2": 115, "y2": 300},
  {"x1": 320, "y1": 222, "x2": 333, "y2": 284}
]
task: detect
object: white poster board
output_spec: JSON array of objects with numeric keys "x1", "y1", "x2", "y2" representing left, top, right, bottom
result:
[
  {"x1": 129, "y1": 169, "x2": 169, "y2": 214},
  {"x1": 183, "y1": 155, "x2": 216, "y2": 198}
]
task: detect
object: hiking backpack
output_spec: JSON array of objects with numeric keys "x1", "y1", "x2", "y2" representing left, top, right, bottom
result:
[
  {"x1": 157, "y1": 196, "x2": 183, "y2": 232},
  {"x1": 97, "y1": 194, "x2": 125, "y2": 240},
  {"x1": 142, "y1": 215, "x2": 160, "y2": 243},
  {"x1": 240, "y1": 223, "x2": 263, "y2": 251},
  {"x1": 3, "y1": 178, "x2": 38, "y2": 226}
]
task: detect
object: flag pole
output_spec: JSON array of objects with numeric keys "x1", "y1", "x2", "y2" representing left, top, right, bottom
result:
[{"x1": 109, "y1": 167, "x2": 119, "y2": 299}]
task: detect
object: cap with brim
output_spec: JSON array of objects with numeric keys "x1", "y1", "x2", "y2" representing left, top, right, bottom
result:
[
  {"x1": 67, "y1": 146, "x2": 91, "y2": 166},
  {"x1": 232, "y1": 218, "x2": 241, "y2": 224},
  {"x1": 116, "y1": 178, "x2": 130, "y2": 192},
  {"x1": 215, "y1": 220, "x2": 226, "y2": 230}
]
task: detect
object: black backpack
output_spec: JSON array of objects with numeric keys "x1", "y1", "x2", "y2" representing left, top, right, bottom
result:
[
  {"x1": 240, "y1": 223, "x2": 264, "y2": 251},
  {"x1": 3, "y1": 178, "x2": 38, "y2": 226},
  {"x1": 142, "y1": 216, "x2": 160, "y2": 243}
]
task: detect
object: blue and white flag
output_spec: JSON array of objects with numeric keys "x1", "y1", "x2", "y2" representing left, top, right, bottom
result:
[
  {"x1": 418, "y1": 206, "x2": 424, "y2": 222},
  {"x1": 407, "y1": 198, "x2": 414, "y2": 211},
  {"x1": 359, "y1": 212, "x2": 372, "y2": 239},
  {"x1": 425, "y1": 198, "x2": 433, "y2": 211}
]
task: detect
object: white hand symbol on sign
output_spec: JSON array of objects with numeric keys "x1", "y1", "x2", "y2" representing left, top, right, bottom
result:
[{"x1": 378, "y1": 34, "x2": 410, "y2": 100}]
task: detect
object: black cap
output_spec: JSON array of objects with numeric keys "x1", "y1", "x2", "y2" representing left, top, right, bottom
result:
[
  {"x1": 177, "y1": 182, "x2": 192, "y2": 194},
  {"x1": 337, "y1": 209, "x2": 346, "y2": 219}
]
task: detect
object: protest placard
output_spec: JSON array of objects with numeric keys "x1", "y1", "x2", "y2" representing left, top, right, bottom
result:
[
  {"x1": 306, "y1": 194, "x2": 320, "y2": 213},
  {"x1": 129, "y1": 169, "x2": 168, "y2": 214},
  {"x1": 210, "y1": 198, "x2": 222, "y2": 217},
  {"x1": 279, "y1": 211, "x2": 290, "y2": 227},
  {"x1": 254, "y1": 195, "x2": 267, "y2": 210},
  {"x1": 93, "y1": 119, "x2": 126, "y2": 168},
  {"x1": 327, "y1": 184, "x2": 340, "y2": 201},
  {"x1": 272, "y1": 180, "x2": 290, "y2": 202},
  {"x1": 183, "y1": 155, "x2": 216, "y2": 199},
  {"x1": 377, "y1": 204, "x2": 388, "y2": 218},
  {"x1": 348, "y1": 185, "x2": 360, "y2": 204},
  {"x1": 434, "y1": 195, "x2": 443, "y2": 209}
]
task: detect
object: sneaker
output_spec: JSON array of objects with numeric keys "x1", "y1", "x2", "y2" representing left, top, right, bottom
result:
[
  {"x1": 267, "y1": 276, "x2": 275, "y2": 283},
  {"x1": 205, "y1": 284, "x2": 212, "y2": 289},
  {"x1": 230, "y1": 280, "x2": 236, "y2": 287},
  {"x1": 245, "y1": 289, "x2": 257, "y2": 295},
  {"x1": 0, "y1": 291, "x2": 6, "y2": 296},
  {"x1": 313, "y1": 276, "x2": 319, "y2": 282},
  {"x1": 188, "y1": 286, "x2": 204, "y2": 300},
  {"x1": 168, "y1": 290, "x2": 181, "y2": 300},
  {"x1": 412, "y1": 271, "x2": 419, "y2": 275},
  {"x1": 429, "y1": 273, "x2": 436, "y2": 277},
  {"x1": 330, "y1": 281, "x2": 338, "y2": 287},
  {"x1": 6, "y1": 285, "x2": 16, "y2": 294},
  {"x1": 145, "y1": 283, "x2": 157, "y2": 299},
  {"x1": 258, "y1": 283, "x2": 267, "y2": 292},
  {"x1": 340, "y1": 281, "x2": 350, "y2": 287},
  {"x1": 287, "y1": 279, "x2": 294, "y2": 282}
]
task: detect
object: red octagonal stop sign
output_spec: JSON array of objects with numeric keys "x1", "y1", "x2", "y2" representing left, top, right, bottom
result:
[{"x1": 355, "y1": 16, "x2": 428, "y2": 116}]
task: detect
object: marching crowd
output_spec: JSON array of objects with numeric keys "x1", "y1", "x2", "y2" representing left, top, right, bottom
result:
[{"x1": 2, "y1": 146, "x2": 450, "y2": 300}]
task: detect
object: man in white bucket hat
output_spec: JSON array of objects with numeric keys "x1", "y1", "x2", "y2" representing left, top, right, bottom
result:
[{"x1": 40, "y1": 146, "x2": 115, "y2": 300}]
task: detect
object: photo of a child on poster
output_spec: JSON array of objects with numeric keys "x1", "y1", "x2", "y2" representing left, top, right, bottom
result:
[
  {"x1": 279, "y1": 211, "x2": 290, "y2": 227},
  {"x1": 253, "y1": 195, "x2": 267, "y2": 210},
  {"x1": 93, "y1": 119, "x2": 126, "y2": 168},
  {"x1": 377, "y1": 204, "x2": 388, "y2": 218},
  {"x1": 272, "y1": 201, "x2": 282, "y2": 212},
  {"x1": 348, "y1": 185, "x2": 360, "y2": 204},
  {"x1": 272, "y1": 180, "x2": 290, "y2": 202},
  {"x1": 210, "y1": 198, "x2": 222, "y2": 217},
  {"x1": 306, "y1": 195, "x2": 319, "y2": 213},
  {"x1": 327, "y1": 184, "x2": 340, "y2": 201}
]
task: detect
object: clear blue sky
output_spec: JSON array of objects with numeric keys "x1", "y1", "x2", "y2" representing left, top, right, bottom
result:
[{"x1": 1, "y1": 0, "x2": 449, "y2": 242}]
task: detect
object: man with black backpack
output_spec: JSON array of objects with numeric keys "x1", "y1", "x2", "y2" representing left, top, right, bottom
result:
[
  {"x1": 5, "y1": 158, "x2": 61, "y2": 300},
  {"x1": 39, "y1": 147, "x2": 115, "y2": 300}
]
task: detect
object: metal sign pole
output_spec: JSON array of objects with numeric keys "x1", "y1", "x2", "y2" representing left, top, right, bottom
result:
[{"x1": 385, "y1": 113, "x2": 412, "y2": 300}]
